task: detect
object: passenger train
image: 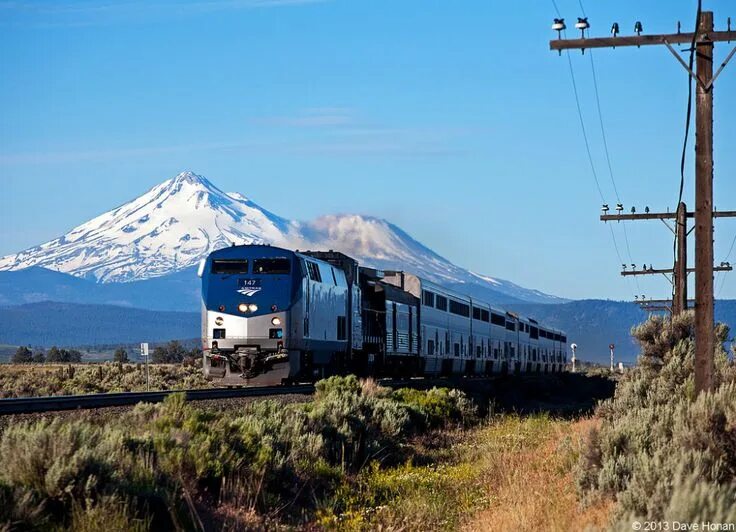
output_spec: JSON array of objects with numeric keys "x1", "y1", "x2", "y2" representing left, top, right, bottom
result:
[{"x1": 199, "y1": 244, "x2": 568, "y2": 385}]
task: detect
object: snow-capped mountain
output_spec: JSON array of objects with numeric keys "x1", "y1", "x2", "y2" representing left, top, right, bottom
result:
[
  {"x1": 0, "y1": 172, "x2": 565, "y2": 304},
  {"x1": 0, "y1": 173, "x2": 294, "y2": 283}
]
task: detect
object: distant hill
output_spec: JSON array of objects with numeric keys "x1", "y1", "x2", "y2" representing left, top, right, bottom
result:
[
  {"x1": 0, "y1": 265, "x2": 550, "y2": 312},
  {"x1": 0, "y1": 267, "x2": 200, "y2": 311},
  {"x1": 507, "y1": 300, "x2": 647, "y2": 363},
  {"x1": 508, "y1": 299, "x2": 736, "y2": 364},
  {"x1": 2, "y1": 299, "x2": 734, "y2": 365},
  {"x1": 0, "y1": 302, "x2": 198, "y2": 347}
]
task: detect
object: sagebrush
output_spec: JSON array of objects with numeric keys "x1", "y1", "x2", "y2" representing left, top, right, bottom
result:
[
  {"x1": 0, "y1": 363, "x2": 209, "y2": 398},
  {"x1": 577, "y1": 311, "x2": 736, "y2": 524},
  {"x1": 0, "y1": 376, "x2": 475, "y2": 530}
]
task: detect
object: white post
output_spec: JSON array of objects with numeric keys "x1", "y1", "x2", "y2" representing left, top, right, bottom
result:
[
  {"x1": 570, "y1": 343, "x2": 577, "y2": 373},
  {"x1": 609, "y1": 343, "x2": 615, "y2": 372},
  {"x1": 140, "y1": 343, "x2": 150, "y2": 391}
]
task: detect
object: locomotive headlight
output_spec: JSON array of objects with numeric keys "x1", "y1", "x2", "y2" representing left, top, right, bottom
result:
[
  {"x1": 237, "y1": 303, "x2": 248, "y2": 313},
  {"x1": 271, "y1": 317, "x2": 281, "y2": 326},
  {"x1": 215, "y1": 316, "x2": 224, "y2": 326},
  {"x1": 248, "y1": 304, "x2": 258, "y2": 312}
]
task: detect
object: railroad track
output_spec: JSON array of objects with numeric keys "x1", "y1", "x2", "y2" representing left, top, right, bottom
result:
[
  {"x1": 0, "y1": 373, "x2": 572, "y2": 416},
  {"x1": 0, "y1": 384, "x2": 316, "y2": 415}
]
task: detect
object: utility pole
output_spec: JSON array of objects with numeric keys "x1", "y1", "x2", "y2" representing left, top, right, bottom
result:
[
  {"x1": 675, "y1": 202, "x2": 688, "y2": 315},
  {"x1": 551, "y1": 12, "x2": 736, "y2": 393},
  {"x1": 603, "y1": 203, "x2": 732, "y2": 315},
  {"x1": 695, "y1": 11, "x2": 715, "y2": 395}
]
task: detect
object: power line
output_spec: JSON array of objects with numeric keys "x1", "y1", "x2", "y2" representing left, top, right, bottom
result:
[
  {"x1": 587, "y1": 43, "x2": 640, "y2": 293},
  {"x1": 576, "y1": 0, "x2": 586, "y2": 18},
  {"x1": 716, "y1": 231, "x2": 736, "y2": 297},
  {"x1": 551, "y1": 8, "x2": 736, "y2": 392},
  {"x1": 552, "y1": 0, "x2": 638, "y2": 295},
  {"x1": 565, "y1": 51, "x2": 606, "y2": 202},
  {"x1": 673, "y1": 0, "x2": 701, "y2": 302},
  {"x1": 588, "y1": 52, "x2": 619, "y2": 201},
  {"x1": 551, "y1": 0, "x2": 562, "y2": 18}
]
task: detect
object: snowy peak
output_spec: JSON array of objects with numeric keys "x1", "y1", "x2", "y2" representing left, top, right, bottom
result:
[
  {"x1": 0, "y1": 171, "x2": 294, "y2": 283},
  {"x1": 0, "y1": 172, "x2": 564, "y2": 303},
  {"x1": 170, "y1": 170, "x2": 207, "y2": 185}
]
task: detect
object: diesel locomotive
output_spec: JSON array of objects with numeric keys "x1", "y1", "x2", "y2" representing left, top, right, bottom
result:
[{"x1": 199, "y1": 244, "x2": 568, "y2": 385}]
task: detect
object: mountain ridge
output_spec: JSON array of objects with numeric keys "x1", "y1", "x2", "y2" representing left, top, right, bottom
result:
[{"x1": 12, "y1": 298, "x2": 736, "y2": 364}]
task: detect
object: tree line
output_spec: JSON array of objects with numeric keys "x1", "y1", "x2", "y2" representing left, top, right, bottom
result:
[
  {"x1": 11, "y1": 346, "x2": 83, "y2": 364},
  {"x1": 10, "y1": 341, "x2": 202, "y2": 365}
]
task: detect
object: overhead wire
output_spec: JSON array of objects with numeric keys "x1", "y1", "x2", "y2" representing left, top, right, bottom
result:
[
  {"x1": 716, "y1": 232, "x2": 736, "y2": 298},
  {"x1": 673, "y1": 0, "x2": 702, "y2": 304},
  {"x1": 553, "y1": 0, "x2": 639, "y2": 295},
  {"x1": 584, "y1": 16, "x2": 641, "y2": 294}
]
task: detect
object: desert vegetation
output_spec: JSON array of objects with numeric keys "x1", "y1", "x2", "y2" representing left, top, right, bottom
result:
[
  {"x1": 576, "y1": 311, "x2": 736, "y2": 525},
  {"x1": 0, "y1": 376, "x2": 479, "y2": 530},
  {"x1": 6, "y1": 340, "x2": 201, "y2": 366},
  {"x1": 0, "y1": 362, "x2": 210, "y2": 398},
  {"x1": 3, "y1": 313, "x2": 731, "y2": 530}
]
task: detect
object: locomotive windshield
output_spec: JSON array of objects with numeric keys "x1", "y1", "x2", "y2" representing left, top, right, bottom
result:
[
  {"x1": 211, "y1": 259, "x2": 249, "y2": 274},
  {"x1": 253, "y1": 258, "x2": 291, "y2": 274}
]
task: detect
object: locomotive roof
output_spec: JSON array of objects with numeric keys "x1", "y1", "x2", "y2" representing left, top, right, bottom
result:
[{"x1": 206, "y1": 245, "x2": 565, "y2": 338}]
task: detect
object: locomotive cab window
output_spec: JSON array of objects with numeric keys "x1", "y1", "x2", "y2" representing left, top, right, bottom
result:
[
  {"x1": 253, "y1": 258, "x2": 291, "y2": 274},
  {"x1": 306, "y1": 261, "x2": 322, "y2": 282},
  {"x1": 211, "y1": 259, "x2": 249, "y2": 274}
]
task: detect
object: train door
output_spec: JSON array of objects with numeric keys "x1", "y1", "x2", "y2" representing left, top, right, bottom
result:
[
  {"x1": 304, "y1": 270, "x2": 311, "y2": 339},
  {"x1": 386, "y1": 302, "x2": 396, "y2": 353},
  {"x1": 408, "y1": 306, "x2": 414, "y2": 353}
]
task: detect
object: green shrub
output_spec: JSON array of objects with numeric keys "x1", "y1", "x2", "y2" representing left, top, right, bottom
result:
[
  {"x1": 0, "y1": 363, "x2": 211, "y2": 398},
  {"x1": 393, "y1": 387, "x2": 477, "y2": 429},
  {"x1": 577, "y1": 311, "x2": 736, "y2": 522},
  {"x1": 0, "y1": 419, "x2": 125, "y2": 500},
  {"x1": 69, "y1": 496, "x2": 149, "y2": 532},
  {"x1": 0, "y1": 377, "x2": 478, "y2": 529},
  {"x1": 0, "y1": 483, "x2": 48, "y2": 530}
]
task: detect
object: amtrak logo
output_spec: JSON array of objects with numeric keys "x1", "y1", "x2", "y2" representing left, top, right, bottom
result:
[{"x1": 237, "y1": 278, "x2": 262, "y2": 297}]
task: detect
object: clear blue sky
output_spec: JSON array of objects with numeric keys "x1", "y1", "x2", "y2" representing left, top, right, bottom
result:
[{"x1": 2, "y1": 0, "x2": 736, "y2": 301}]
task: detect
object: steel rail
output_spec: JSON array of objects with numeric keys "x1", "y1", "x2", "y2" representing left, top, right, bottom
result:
[
  {"x1": 0, "y1": 384, "x2": 316, "y2": 415},
  {"x1": 0, "y1": 373, "x2": 570, "y2": 416}
]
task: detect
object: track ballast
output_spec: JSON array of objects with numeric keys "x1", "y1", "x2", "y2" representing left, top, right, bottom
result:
[{"x1": 0, "y1": 384, "x2": 316, "y2": 415}]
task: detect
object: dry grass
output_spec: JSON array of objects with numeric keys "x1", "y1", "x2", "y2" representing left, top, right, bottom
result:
[
  {"x1": 464, "y1": 416, "x2": 612, "y2": 532},
  {"x1": 327, "y1": 414, "x2": 614, "y2": 531}
]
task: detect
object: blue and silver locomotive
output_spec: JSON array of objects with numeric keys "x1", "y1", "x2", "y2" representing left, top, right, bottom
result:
[{"x1": 199, "y1": 244, "x2": 568, "y2": 385}]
